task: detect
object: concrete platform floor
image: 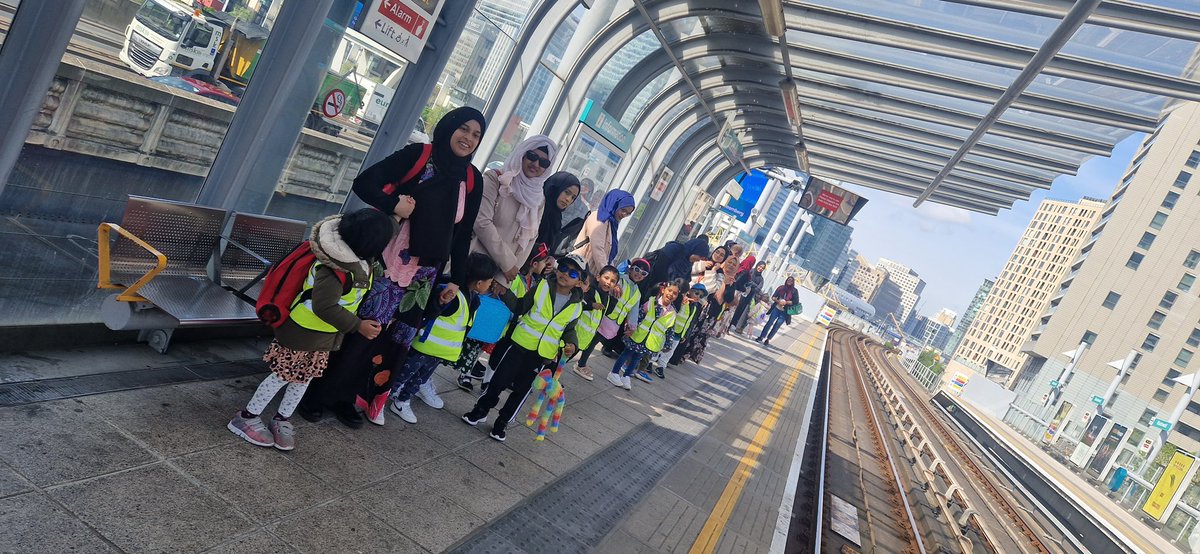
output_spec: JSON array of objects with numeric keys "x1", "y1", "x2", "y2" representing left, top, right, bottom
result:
[{"x1": 0, "y1": 322, "x2": 824, "y2": 553}]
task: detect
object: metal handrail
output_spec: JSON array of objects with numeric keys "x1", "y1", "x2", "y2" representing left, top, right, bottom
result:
[{"x1": 97, "y1": 223, "x2": 167, "y2": 303}]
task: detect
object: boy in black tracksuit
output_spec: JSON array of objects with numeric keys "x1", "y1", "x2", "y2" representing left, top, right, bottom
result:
[{"x1": 462, "y1": 255, "x2": 586, "y2": 441}]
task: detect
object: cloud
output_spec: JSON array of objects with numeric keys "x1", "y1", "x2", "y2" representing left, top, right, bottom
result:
[{"x1": 918, "y1": 202, "x2": 972, "y2": 226}]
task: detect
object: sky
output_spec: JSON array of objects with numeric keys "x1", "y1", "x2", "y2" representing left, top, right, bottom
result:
[{"x1": 837, "y1": 132, "x2": 1144, "y2": 321}]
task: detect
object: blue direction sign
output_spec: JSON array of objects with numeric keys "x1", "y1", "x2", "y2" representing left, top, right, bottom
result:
[
  {"x1": 1091, "y1": 395, "x2": 1104, "y2": 405},
  {"x1": 1049, "y1": 379, "x2": 1060, "y2": 388},
  {"x1": 1152, "y1": 418, "x2": 1173, "y2": 431}
]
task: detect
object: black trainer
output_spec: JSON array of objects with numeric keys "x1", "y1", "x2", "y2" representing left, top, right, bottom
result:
[
  {"x1": 489, "y1": 425, "x2": 507, "y2": 442},
  {"x1": 457, "y1": 374, "x2": 474, "y2": 391},
  {"x1": 296, "y1": 402, "x2": 324, "y2": 423},
  {"x1": 332, "y1": 402, "x2": 363, "y2": 429},
  {"x1": 654, "y1": 366, "x2": 665, "y2": 379},
  {"x1": 469, "y1": 361, "x2": 487, "y2": 379},
  {"x1": 462, "y1": 410, "x2": 486, "y2": 426}
]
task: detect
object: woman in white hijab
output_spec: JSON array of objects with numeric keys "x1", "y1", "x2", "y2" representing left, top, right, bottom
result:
[{"x1": 471, "y1": 135, "x2": 559, "y2": 288}]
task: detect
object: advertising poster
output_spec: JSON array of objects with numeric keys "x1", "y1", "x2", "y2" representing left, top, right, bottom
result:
[
  {"x1": 720, "y1": 170, "x2": 769, "y2": 223},
  {"x1": 1143, "y1": 451, "x2": 1197, "y2": 521},
  {"x1": 799, "y1": 177, "x2": 867, "y2": 225},
  {"x1": 1085, "y1": 423, "x2": 1127, "y2": 479},
  {"x1": 947, "y1": 372, "x2": 969, "y2": 395},
  {"x1": 1081, "y1": 414, "x2": 1109, "y2": 447},
  {"x1": 1069, "y1": 414, "x2": 1110, "y2": 468},
  {"x1": 1042, "y1": 402, "x2": 1073, "y2": 444},
  {"x1": 650, "y1": 166, "x2": 673, "y2": 201}
]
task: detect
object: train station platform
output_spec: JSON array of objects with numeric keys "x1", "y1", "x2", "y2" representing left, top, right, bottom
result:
[
  {"x1": 0, "y1": 322, "x2": 827, "y2": 553},
  {"x1": 952, "y1": 398, "x2": 1179, "y2": 553}
]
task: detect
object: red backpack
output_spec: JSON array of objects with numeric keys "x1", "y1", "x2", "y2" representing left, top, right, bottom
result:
[
  {"x1": 256, "y1": 242, "x2": 349, "y2": 328},
  {"x1": 381, "y1": 143, "x2": 476, "y2": 196}
]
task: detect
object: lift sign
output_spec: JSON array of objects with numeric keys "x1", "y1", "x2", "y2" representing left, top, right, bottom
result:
[{"x1": 359, "y1": 0, "x2": 444, "y2": 64}]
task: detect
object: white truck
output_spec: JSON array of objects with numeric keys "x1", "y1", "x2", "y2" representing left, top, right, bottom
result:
[{"x1": 119, "y1": 0, "x2": 225, "y2": 78}]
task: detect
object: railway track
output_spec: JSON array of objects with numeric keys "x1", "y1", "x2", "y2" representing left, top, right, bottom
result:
[
  {"x1": 820, "y1": 329, "x2": 925, "y2": 553},
  {"x1": 850, "y1": 332, "x2": 1066, "y2": 553}
]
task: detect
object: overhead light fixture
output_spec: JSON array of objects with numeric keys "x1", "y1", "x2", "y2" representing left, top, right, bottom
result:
[
  {"x1": 759, "y1": 0, "x2": 785, "y2": 37},
  {"x1": 795, "y1": 141, "x2": 810, "y2": 174},
  {"x1": 779, "y1": 78, "x2": 804, "y2": 130}
]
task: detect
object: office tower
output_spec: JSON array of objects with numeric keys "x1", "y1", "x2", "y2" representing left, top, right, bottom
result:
[
  {"x1": 796, "y1": 217, "x2": 854, "y2": 282},
  {"x1": 955, "y1": 197, "x2": 1104, "y2": 381},
  {"x1": 1015, "y1": 103, "x2": 1200, "y2": 453},
  {"x1": 946, "y1": 278, "x2": 994, "y2": 359},
  {"x1": 876, "y1": 258, "x2": 925, "y2": 324}
]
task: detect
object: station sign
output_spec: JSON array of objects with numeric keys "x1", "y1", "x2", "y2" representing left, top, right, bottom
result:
[
  {"x1": 1090, "y1": 395, "x2": 1104, "y2": 405},
  {"x1": 650, "y1": 166, "x2": 673, "y2": 201},
  {"x1": 1152, "y1": 418, "x2": 1173, "y2": 431},
  {"x1": 578, "y1": 99, "x2": 633, "y2": 153},
  {"x1": 1049, "y1": 379, "x2": 1059, "y2": 388},
  {"x1": 359, "y1": 0, "x2": 444, "y2": 64},
  {"x1": 1139, "y1": 438, "x2": 1154, "y2": 455}
]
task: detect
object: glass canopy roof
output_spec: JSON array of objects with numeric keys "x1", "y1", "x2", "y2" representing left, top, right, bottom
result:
[{"x1": 594, "y1": 0, "x2": 1200, "y2": 214}]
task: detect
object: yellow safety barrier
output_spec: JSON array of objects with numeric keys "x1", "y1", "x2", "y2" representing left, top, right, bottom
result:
[{"x1": 97, "y1": 223, "x2": 166, "y2": 303}]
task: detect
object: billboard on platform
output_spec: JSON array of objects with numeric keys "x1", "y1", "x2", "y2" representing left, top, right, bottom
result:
[{"x1": 800, "y1": 177, "x2": 867, "y2": 225}]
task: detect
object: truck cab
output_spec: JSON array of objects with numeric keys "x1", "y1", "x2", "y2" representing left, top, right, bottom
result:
[{"x1": 119, "y1": 0, "x2": 222, "y2": 78}]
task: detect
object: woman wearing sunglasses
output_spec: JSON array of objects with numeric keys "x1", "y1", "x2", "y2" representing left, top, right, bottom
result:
[{"x1": 472, "y1": 135, "x2": 558, "y2": 292}]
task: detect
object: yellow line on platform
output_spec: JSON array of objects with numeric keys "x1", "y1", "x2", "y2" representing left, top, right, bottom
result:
[{"x1": 688, "y1": 327, "x2": 825, "y2": 554}]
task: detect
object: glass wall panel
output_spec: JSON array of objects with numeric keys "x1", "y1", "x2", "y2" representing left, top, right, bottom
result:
[
  {"x1": 485, "y1": 3, "x2": 585, "y2": 166},
  {"x1": 264, "y1": 0, "x2": 538, "y2": 221},
  {"x1": 0, "y1": 0, "x2": 289, "y2": 326},
  {"x1": 0, "y1": 0, "x2": 20, "y2": 49}
]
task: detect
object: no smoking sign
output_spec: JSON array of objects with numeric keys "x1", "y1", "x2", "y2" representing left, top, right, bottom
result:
[{"x1": 322, "y1": 89, "x2": 346, "y2": 118}]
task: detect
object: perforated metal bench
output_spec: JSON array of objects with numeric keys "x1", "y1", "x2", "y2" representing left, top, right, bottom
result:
[{"x1": 98, "y1": 196, "x2": 307, "y2": 353}]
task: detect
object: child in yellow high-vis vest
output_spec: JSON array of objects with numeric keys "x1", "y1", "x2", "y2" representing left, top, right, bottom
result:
[
  {"x1": 455, "y1": 244, "x2": 552, "y2": 391},
  {"x1": 388, "y1": 252, "x2": 499, "y2": 425},
  {"x1": 571, "y1": 264, "x2": 620, "y2": 381},
  {"x1": 463, "y1": 254, "x2": 586, "y2": 442},
  {"x1": 229, "y1": 210, "x2": 395, "y2": 451},
  {"x1": 608, "y1": 281, "x2": 679, "y2": 391},
  {"x1": 651, "y1": 283, "x2": 707, "y2": 379}
]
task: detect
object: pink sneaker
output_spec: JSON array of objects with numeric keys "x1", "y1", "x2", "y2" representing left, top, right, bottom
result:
[{"x1": 228, "y1": 411, "x2": 274, "y2": 447}]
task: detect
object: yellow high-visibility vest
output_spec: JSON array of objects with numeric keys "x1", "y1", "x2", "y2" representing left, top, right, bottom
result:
[
  {"x1": 631, "y1": 298, "x2": 675, "y2": 353},
  {"x1": 674, "y1": 302, "x2": 697, "y2": 335},
  {"x1": 411, "y1": 289, "x2": 470, "y2": 361},
  {"x1": 609, "y1": 274, "x2": 641, "y2": 324},
  {"x1": 290, "y1": 263, "x2": 370, "y2": 333},
  {"x1": 511, "y1": 280, "x2": 583, "y2": 359},
  {"x1": 575, "y1": 289, "x2": 608, "y2": 350}
]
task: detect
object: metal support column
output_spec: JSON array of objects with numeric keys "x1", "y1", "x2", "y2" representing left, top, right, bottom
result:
[
  {"x1": 0, "y1": 0, "x2": 88, "y2": 197},
  {"x1": 344, "y1": 0, "x2": 479, "y2": 211},
  {"x1": 196, "y1": 0, "x2": 340, "y2": 210},
  {"x1": 761, "y1": 188, "x2": 798, "y2": 254}
]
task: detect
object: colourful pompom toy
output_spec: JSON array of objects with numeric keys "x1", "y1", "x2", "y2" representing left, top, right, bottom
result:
[{"x1": 525, "y1": 356, "x2": 567, "y2": 441}]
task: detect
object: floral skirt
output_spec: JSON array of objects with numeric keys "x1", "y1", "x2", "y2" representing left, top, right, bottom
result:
[
  {"x1": 322, "y1": 266, "x2": 438, "y2": 422},
  {"x1": 622, "y1": 336, "x2": 651, "y2": 356},
  {"x1": 263, "y1": 340, "x2": 329, "y2": 384}
]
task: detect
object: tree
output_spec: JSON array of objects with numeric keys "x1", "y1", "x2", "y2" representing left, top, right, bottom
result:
[{"x1": 421, "y1": 104, "x2": 451, "y2": 131}]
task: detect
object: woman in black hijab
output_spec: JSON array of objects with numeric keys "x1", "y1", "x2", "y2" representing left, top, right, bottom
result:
[
  {"x1": 536, "y1": 171, "x2": 581, "y2": 253},
  {"x1": 300, "y1": 107, "x2": 487, "y2": 428}
]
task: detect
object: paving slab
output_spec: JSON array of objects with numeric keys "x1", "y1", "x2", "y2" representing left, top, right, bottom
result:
[{"x1": 0, "y1": 492, "x2": 116, "y2": 553}]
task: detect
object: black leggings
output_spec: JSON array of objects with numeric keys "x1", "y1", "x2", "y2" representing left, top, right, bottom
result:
[
  {"x1": 577, "y1": 337, "x2": 600, "y2": 366},
  {"x1": 469, "y1": 342, "x2": 547, "y2": 427}
]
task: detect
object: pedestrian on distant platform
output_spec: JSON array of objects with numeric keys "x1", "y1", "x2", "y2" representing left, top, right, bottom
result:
[
  {"x1": 756, "y1": 276, "x2": 800, "y2": 346},
  {"x1": 299, "y1": 107, "x2": 487, "y2": 428},
  {"x1": 608, "y1": 281, "x2": 679, "y2": 390},
  {"x1": 388, "y1": 252, "x2": 499, "y2": 425},
  {"x1": 228, "y1": 209, "x2": 395, "y2": 450},
  {"x1": 462, "y1": 255, "x2": 587, "y2": 442},
  {"x1": 731, "y1": 261, "x2": 767, "y2": 334}
]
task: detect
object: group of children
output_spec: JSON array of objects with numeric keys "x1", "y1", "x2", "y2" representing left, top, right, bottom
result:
[{"x1": 229, "y1": 210, "x2": 757, "y2": 450}]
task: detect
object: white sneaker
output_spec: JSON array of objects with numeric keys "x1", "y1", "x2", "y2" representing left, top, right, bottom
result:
[
  {"x1": 390, "y1": 400, "x2": 417, "y2": 424},
  {"x1": 367, "y1": 408, "x2": 385, "y2": 426},
  {"x1": 606, "y1": 372, "x2": 623, "y2": 388},
  {"x1": 621, "y1": 375, "x2": 632, "y2": 390},
  {"x1": 416, "y1": 380, "x2": 444, "y2": 409}
]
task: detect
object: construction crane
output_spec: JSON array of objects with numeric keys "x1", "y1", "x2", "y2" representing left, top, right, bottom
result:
[{"x1": 888, "y1": 312, "x2": 907, "y2": 344}]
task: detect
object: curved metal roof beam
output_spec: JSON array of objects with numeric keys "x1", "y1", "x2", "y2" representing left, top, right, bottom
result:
[{"x1": 939, "y1": 0, "x2": 1200, "y2": 41}]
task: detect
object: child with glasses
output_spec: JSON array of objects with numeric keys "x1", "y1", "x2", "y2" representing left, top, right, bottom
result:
[
  {"x1": 462, "y1": 255, "x2": 586, "y2": 442},
  {"x1": 651, "y1": 283, "x2": 706, "y2": 378},
  {"x1": 601, "y1": 258, "x2": 650, "y2": 358}
]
